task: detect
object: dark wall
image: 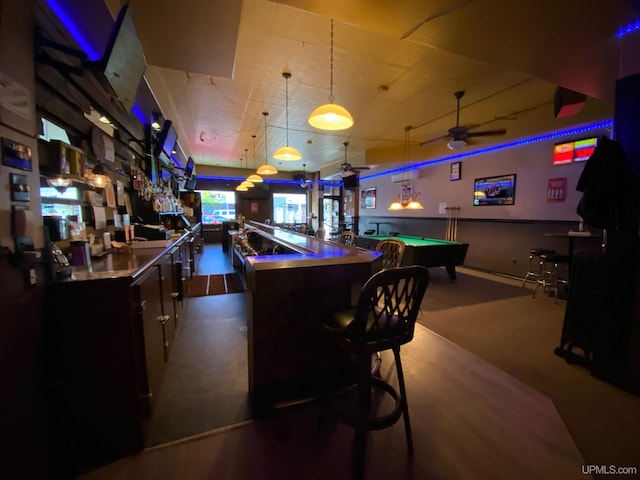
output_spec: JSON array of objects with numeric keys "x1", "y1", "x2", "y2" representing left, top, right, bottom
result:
[{"x1": 358, "y1": 214, "x2": 602, "y2": 278}]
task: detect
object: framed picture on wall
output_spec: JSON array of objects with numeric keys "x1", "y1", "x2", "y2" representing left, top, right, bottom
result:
[
  {"x1": 473, "y1": 174, "x2": 516, "y2": 206},
  {"x1": 450, "y1": 161, "x2": 461, "y2": 181},
  {"x1": 361, "y1": 188, "x2": 376, "y2": 209}
]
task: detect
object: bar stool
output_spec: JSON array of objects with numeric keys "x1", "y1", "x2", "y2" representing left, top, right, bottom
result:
[
  {"x1": 322, "y1": 266, "x2": 430, "y2": 479},
  {"x1": 533, "y1": 252, "x2": 570, "y2": 304},
  {"x1": 522, "y1": 248, "x2": 556, "y2": 288}
]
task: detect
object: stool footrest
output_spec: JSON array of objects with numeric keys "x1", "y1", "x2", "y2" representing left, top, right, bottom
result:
[{"x1": 330, "y1": 375, "x2": 403, "y2": 431}]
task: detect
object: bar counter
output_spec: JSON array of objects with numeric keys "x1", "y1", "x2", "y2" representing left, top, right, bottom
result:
[
  {"x1": 240, "y1": 221, "x2": 383, "y2": 416},
  {"x1": 45, "y1": 228, "x2": 197, "y2": 471},
  {"x1": 62, "y1": 230, "x2": 194, "y2": 282}
]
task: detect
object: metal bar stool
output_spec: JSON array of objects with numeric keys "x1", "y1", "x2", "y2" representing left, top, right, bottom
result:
[
  {"x1": 522, "y1": 248, "x2": 556, "y2": 288},
  {"x1": 533, "y1": 252, "x2": 570, "y2": 304}
]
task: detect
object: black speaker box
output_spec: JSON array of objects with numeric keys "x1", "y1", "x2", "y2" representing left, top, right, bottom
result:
[{"x1": 554, "y1": 87, "x2": 586, "y2": 118}]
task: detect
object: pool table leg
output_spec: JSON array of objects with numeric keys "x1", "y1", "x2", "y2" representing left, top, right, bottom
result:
[{"x1": 445, "y1": 264, "x2": 457, "y2": 281}]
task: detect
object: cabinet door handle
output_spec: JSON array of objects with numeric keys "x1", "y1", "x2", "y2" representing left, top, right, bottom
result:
[
  {"x1": 137, "y1": 300, "x2": 147, "y2": 314},
  {"x1": 156, "y1": 314, "x2": 170, "y2": 325},
  {"x1": 171, "y1": 292, "x2": 179, "y2": 298}
]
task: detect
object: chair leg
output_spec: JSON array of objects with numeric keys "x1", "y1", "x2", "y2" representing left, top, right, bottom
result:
[
  {"x1": 353, "y1": 352, "x2": 371, "y2": 480},
  {"x1": 393, "y1": 346, "x2": 413, "y2": 453}
]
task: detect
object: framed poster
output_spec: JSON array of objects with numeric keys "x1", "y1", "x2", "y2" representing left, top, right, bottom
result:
[
  {"x1": 361, "y1": 188, "x2": 376, "y2": 209},
  {"x1": 473, "y1": 174, "x2": 516, "y2": 206},
  {"x1": 450, "y1": 161, "x2": 461, "y2": 181}
]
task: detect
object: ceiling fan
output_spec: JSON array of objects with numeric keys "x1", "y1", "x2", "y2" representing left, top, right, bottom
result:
[
  {"x1": 338, "y1": 141, "x2": 370, "y2": 174},
  {"x1": 420, "y1": 90, "x2": 507, "y2": 150}
]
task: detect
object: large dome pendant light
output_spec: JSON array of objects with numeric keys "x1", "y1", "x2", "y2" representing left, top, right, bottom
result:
[
  {"x1": 307, "y1": 19, "x2": 354, "y2": 131},
  {"x1": 246, "y1": 134, "x2": 263, "y2": 183},
  {"x1": 273, "y1": 71, "x2": 302, "y2": 161},
  {"x1": 257, "y1": 112, "x2": 278, "y2": 175}
]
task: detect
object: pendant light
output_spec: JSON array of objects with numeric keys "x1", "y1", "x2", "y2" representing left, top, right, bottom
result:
[
  {"x1": 241, "y1": 149, "x2": 255, "y2": 188},
  {"x1": 246, "y1": 135, "x2": 263, "y2": 183},
  {"x1": 257, "y1": 112, "x2": 278, "y2": 175},
  {"x1": 307, "y1": 19, "x2": 354, "y2": 131},
  {"x1": 236, "y1": 156, "x2": 249, "y2": 191},
  {"x1": 389, "y1": 126, "x2": 423, "y2": 210},
  {"x1": 273, "y1": 71, "x2": 302, "y2": 161}
]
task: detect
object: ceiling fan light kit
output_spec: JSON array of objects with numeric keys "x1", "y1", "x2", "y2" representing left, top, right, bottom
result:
[
  {"x1": 274, "y1": 71, "x2": 302, "y2": 160},
  {"x1": 447, "y1": 139, "x2": 466, "y2": 150},
  {"x1": 421, "y1": 90, "x2": 506, "y2": 149},
  {"x1": 308, "y1": 19, "x2": 354, "y2": 131}
]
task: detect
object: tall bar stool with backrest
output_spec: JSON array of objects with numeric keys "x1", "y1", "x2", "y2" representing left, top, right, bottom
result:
[
  {"x1": 323, "y1": 265, "x2": 430, "y2": 480},
  {"x1": 371, "y1": 238, "x2": 406, "y2": 373},
  {"x1": 522, "y1": 248, "x2": 556, "y2": 288},
  {"x1": 533, "y1": 252, "x2": 570, "y2": 304},
  {"x1": 375, "y1": 238, "x2": 406, "y2": 270},
  {"x1": 338, "y1": 231, "x2": 356, "y2": 245}
]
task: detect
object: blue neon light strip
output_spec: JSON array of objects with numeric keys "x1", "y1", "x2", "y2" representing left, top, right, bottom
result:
[
  {"x1": 360, "y1": 119, "x2": 613, "y2": 181},
  {"x1": 45, "y1": 0, "x2": 102, "y2": 60},
  {"x1": 618, "y1": 20, "x2": 640, "y2": 38}
]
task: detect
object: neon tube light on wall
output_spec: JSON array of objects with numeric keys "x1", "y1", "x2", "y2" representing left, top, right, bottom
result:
[{"x1": 360, "y1": 119, "x2": 613, "y2": 182}]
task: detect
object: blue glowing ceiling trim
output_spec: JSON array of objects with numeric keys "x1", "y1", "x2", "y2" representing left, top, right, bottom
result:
[
  {"x1": 45, "y1": 0, "x2": 102, "y2": 60},
  {"x1": 360, "y1": 119, "x2": 613, "y2": 181},
  {"x1": 131, "y1": 104, "x2": 147, "y2": 125},
  {"x1": 197, "y1": 175, "x2": 310, "y2": 185},
  {"x1": 618, "y1": 20, "x2": 640, "y2": 38}
]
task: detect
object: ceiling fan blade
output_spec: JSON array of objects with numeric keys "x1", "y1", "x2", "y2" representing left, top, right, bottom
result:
[
  {"x1": 419, "y1": 133, "x2": 450, "y2": 147},
  {"x1": 466, "y1": 128, "x2": 507, "y2": 138}
]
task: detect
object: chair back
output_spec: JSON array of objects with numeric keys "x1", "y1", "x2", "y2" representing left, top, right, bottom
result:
[
  {"x1": 315, "y1": 228, "x2": 326, "y2": 239},
  {"x1": 338, "y1": 231, "x2": 357, "y2": 245},
  {"x1": 375, "y1": 238, "x2": 406, "y2": 269},
  {"x1": 348, "y1": 266, "x2": 429, "y2": 351}
]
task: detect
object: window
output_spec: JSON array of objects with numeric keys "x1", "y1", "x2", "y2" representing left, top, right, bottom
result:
[
  {"x1": 40, "y1": 186, "x2": 84, "y2": 222},
  {"x1": 273, "y1": 193, "x2": 307, "y2": 224},
  {"x1": 200, "y1": 190, "x2": 236, "y2": 225}
]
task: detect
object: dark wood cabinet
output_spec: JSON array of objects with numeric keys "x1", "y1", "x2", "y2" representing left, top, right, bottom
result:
[{"x1": 44, "y1": 234, "x2": 193, "y2": 473}]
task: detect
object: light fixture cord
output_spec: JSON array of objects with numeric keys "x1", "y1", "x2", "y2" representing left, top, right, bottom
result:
[
  {"x1": 263, "y1": 112, "x2": 269, "y2": 165},
  {"x1": 329, "y1": 19, "x2": 335, "y2": 103},
  {"x1": 285, "y1": 75, "x2": 291, "y2": 146},
  {"x1": 252, "y1": 135, "x2": 257, "y2": 168},
  {"x1": 404, "y1": 126, "x2": 411, "y2": 186},
  {"x1": 244, "y1": 149, "x2": 248, "y2": 175}
]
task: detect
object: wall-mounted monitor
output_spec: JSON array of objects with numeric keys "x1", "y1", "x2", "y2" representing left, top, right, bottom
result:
[
  {"x1": 553, "y1": 137, "x2": 598, "y2": 165},
  {"x1": 154, "y1": 120, "x2": 178, "y2": 164},
  {"x1": 87, "y1": 4, "x2": 146, "y2": 112},
  {"x1": 473, "y1": 174, "x2": 516, "y2": 206},
  {"x1": 184, "y1": 176, "x2": 197, "y2": 191},
  {"x1": 184, "y1": 156, "x2": 195, "y2": 178}
]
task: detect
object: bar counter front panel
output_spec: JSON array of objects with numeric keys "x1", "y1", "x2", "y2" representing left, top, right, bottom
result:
[{"x1": 240, "y1": 222, "x2": 382, "y2": 416}]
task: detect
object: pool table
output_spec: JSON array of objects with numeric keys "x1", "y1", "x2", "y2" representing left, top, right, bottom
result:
[{"x1": 355, "y1": 234, "x2": 469, "y2": 281}]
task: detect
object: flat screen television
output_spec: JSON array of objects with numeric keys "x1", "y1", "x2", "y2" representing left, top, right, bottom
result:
[
  {"x1": 154, "y1": 120, "x2": 178, "y2": 164},
  {"x1": 184, "y1": 156, "x2": 195, "y2": 178},
  {"x1": 553, "y1": 137, "x2": 597, "y2": 165},
  {"x1": 184, "y1": 176, "x2": 197, "y2": 191},
  {"x1": 87, "y1": 4, "x2": 146, "y2": 112},
  {"x1": 473, "y1": 174, "x2": 516, "y2": 206}
]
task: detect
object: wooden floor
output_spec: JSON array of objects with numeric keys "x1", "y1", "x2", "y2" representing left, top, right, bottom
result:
[{"x1": 80, "y1": 323, "x2": 586, "y2": 480}]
